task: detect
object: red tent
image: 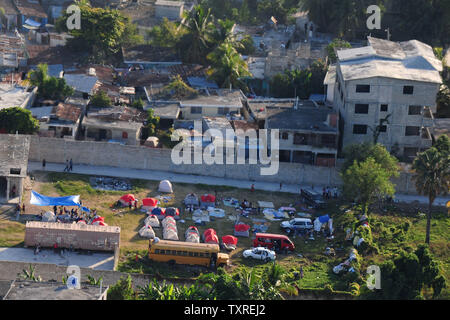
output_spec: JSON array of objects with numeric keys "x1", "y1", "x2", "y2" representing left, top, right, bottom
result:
[
  {"x1": 92, "y1": 216, "x2": 105, "y2": 223},
  {"x1": 234, "y1": 223, "x2": 250, "y2": 232},
  {"x1": 222, "y1": 235, "x2": 238, "y2": 246},
  {"x1": 201, "y1": 194, "x2": 216, "y2": 203},
  {"x1": 203, "y1": 228, "x2": 219, "y2": 244},
  {"x1": 142, "y1": 198, "x2": 158, "y2": 207},
  {"x1": 120, "y1": 194, "x2": 136, "y2": 205}
]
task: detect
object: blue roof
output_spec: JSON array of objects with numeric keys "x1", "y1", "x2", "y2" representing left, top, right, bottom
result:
[{"x1": 187, "y1": 77, "x2": 219, "y2": 89}]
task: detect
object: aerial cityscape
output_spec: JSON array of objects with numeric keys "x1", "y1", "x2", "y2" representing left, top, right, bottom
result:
[{"x1": 0, "y1": 0, "x2": 449, "y2": 305}]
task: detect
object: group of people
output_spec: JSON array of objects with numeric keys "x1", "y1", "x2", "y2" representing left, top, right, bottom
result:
[
  {"x1": 50, "y1": 205, "x2": 97, "y2": 224},
  {"x1": 63, "y1": 159, "x2": 74, "y2": 172},
  {"x1": 322, "y1": 186, "x2": 338, "y2": 199}
]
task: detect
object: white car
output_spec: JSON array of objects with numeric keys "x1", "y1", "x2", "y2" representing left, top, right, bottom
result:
[
  {"x1": 243, "y1": 247, "x2": 276, "y2": 262},
  {"x1": 281, "y1": 218, "x2": 313, "y2": 232}
]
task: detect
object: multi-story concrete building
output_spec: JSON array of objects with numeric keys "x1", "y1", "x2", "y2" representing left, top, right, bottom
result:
[{"x1": 327, "y1": 36, "x2": 442, "y2": 161}]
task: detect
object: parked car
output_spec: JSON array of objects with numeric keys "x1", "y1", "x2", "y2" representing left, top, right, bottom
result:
[
  {"x1": 300, "y1": 188, "x2": 326, "y2": 209},
  {"x1": 253, "y1": 233, "x2": 295, "y2": 252},
  {"x1": 281, "y1": 218, "x2": 313, "y2": 233},
  {"x1": 243, "y1": 247, "x2": 276, "y2": 262}
]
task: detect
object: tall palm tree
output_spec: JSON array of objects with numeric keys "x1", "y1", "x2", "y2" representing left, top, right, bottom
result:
[
  {"x1": 412, "y1": 147, "x2": 450, "y2": 244},
  {"x1": 206, "y1": 42, "x2": 251, "y2": 90},
  {"x1": 179, "y1": 5, "x2": 215, "y2": 64},
  {"x1": 212, "y1": 19, "x2": 242, "y2": 51}
]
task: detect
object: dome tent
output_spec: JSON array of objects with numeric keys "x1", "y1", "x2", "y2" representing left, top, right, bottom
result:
[
  {"x1": 150, "y1": 207, "x2": 166, "y2": 219},
  {"x1": 119, "y1": 194, "x2": 136, "y2": 206},
  {"x1": 142, "y1": 198, "x2": 158, "y2": 211},
  {"x1": 222, "y1": 235, "x2": 238, "y2": 251},
  {"x1": 203, "y1": 228, "x2": 219, "y2": 244},
  {"x1": 234, "y1": 223, "x2": 250, "y2": 237},
  {"x1": 184, "y1": 193, "x2": 199, "y2": 207},
  {"x1": 158, "y1": 180, "x2": 173, "y2": 193},
  {"x1": 139, "y1": 225, "x2": 155, "y2": 239},
  {"x1": 185, "y1": 226, "x2": 200, "y2": 243},
  {"x1": 165, "y1": 207, "x2": 180, "y2": 219},
  {"x1": 144, "y1": 214, "x2": 160, "y2": 228},
  {"x1": 200, "y1": 194, "x2": 216, "y2": 209}
]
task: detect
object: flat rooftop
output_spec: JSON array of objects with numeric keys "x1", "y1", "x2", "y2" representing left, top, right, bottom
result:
[
  {"x1": 0, "y1": 85, "x2": 33, "y2": 109},
  {"x1": 180, "y1": 89, "x2": 244, "y2": 108},
  {"x1": 266, "y1": 106, "x2": 338, "y2": 133},
  {"x1": 155, "y1": 0, "x2": 184, "y2": 7},
  {"x1": 247, "y1": 99, "x2": 315, "y2": 121},
  {"x1": 146, "y1": 102, "x2": 180, "y2": 119},
  {"x1": 3, "y1": 281, "x2": 107, "y2": 300}
]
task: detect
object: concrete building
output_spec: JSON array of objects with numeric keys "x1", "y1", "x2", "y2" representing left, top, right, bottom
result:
[
  {"x1": 154, "y1": 0, "x2": 184, "y2": 21},
  {"x1": 32, "y1": 102, "x2": 83, "y2": 139},
  {"x1": 328, "y1": 36, "x2": 442, "y2": 161},
  {"x1": 0, "y1": 84, "x2": 36, "y2": 110},
  {"x1": 265, "y1": 101, "x2": 339, "y2": 166},
  {"x1": 0, "y1": 33, "x2": 28, "y2": 68},
  {"x1": 180, "y1": 89, "x2": 245, "y2": 120},
  {"x1": 82, "y1": 106, "x2": 146, "y2": 145},
  {"x1": 63, "y1": 73, "x2": 99, "y2": 99},
  {"x1": 3, "y1": 281, "x2": 108, "y2": 300},
  {"x1": 0, "y1": 134, "x2": 30, "y2": 203}
]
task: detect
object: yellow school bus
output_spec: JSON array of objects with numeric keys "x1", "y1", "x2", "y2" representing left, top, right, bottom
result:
[{"x1": 148, "y1": 238, "x2": 229, "y2": 268}]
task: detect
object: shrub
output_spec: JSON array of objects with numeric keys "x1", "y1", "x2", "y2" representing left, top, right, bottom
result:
[{"x1": 349, "y1": 282, "x2": 360, "y2": 296}]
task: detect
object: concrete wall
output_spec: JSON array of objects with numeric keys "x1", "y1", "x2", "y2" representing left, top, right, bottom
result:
[{"x1": 27, "y1": 136, "x2": 421, "y2": 194}]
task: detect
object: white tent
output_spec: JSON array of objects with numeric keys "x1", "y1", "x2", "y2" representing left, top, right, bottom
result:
[
  {"x1": 139, "y1": 225, "x2": 156, "y2": 239},
  {"x1": 158, "y1": 180, "x2": 173, "y2": 193},
  {"x1": 186, "y1": 233, "x2": 200, "y2": 243},
  {"x1": 144, "y1": 215, "x2": 160, "y2": 228},
  {"x1": 42, "y1": 211, "x2": 56, "y2": 222},
  {"x1": 163, "y1": 226, "x2": 179, "y2": 240}
]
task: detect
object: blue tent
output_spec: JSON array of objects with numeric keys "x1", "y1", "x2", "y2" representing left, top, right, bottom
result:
[
  {"x1": 318, "y1": 214, "x2": 330, "y2": 223},
  {"x1": 30, "y1": 191, "x2": 80, "y2": 206}
]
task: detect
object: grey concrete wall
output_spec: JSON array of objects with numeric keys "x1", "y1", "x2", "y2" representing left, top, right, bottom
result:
[{"x1": 28, "y1": 136, "x2": 420, "y2": 194}]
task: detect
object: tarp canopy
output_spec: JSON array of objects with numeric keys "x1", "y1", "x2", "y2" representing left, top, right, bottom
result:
[
  {"x1": 319, "y1": 214, "x2": 330, "y2": 223},
  {"x1": 30, "y1": 191, "x2": 80, "y2": 206},
  {"x1": 143, "y1": 198, "x2": 158, "y2": 207},
  {"x1": 222, "y1": 235, "x2": 238, "y2": 245}
]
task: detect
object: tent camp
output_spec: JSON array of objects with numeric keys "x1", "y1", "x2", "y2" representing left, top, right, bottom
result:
[
  {"x1": 203, "y1": 228, "x2": 219, "y2": 244},
  {"x1": 139, "y1": 225, "x2": 156, "y2": 239},
  {"x1": 184, "y1": 193, "x2": 199, "y2": 208},
  {"x1": 144, "y1": 214, "x2": 160, "y2": 228},
  {"x1": 158, "y1": 180, "x2": 173, "y2": 193},
  {"x1": 42, "y1": 211, "x2": 56, "y2": 222},
  {"x1": 200, "y1": 194, "x2": 216, "y2": 209},
  {"x1": 119, "y1": 194, "x2": 136, "y2": 206},
  {"x1": 30, "y1": 191, "x2": 80, "y2": 207},
  {"x1": 192, "y1": 209, "x2": 210, "y2": 223},
  {"x1": 222, "y1": 235, "x2": 238, "y2": 251},
  {"x1": 314, "y1": 214, "x2": 330, "y2": 232},
  {"x1": 185, "y1": 226, "x2": 200, "y2": 243},
  {"x1": 234, "y1": 223, "x2": 250, "y2": 237},
  {"x1": 162, "y1": 216, "x2": 176, "y2": 228},
  {"x1": 142, "y1": 198, "x2": 158, "y2": 211}
]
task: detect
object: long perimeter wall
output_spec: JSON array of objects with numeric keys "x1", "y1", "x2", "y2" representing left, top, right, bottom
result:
[{"x1": 28, "y1": 136, "x2": 419, "y2": 194}]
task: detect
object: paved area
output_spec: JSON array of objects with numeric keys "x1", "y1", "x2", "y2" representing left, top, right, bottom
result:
[
  {"x1": 0, "y1": 248, "x2": 115, "y2": 271},
  {"x1": 28, "y1": 161, "x2": 449, "y2": 206}
]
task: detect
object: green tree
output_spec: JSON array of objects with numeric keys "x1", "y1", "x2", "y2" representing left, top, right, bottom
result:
[
  {"x1": 237, "y1": 34, "x2": 256, "y2": 55},
  {"x1": 56, "y1": 1, "x2": 142, "y2": 62},
  {"x1": 148, "y1": 18, "x2": 184, "y2": 48},
  {"x1": 107, "y1": 275, "x2": 135, "y2": 300},
  {"x1": 326, "y1": 38, "x2": 352, "y2": 64},
  {"x1": 341, "y1": 142, "x2": 399, "y2": 176},
  {"x1": 362, "y1": 245, "x2": 446, "y2": 299},
  {"x1": 412, "y1": 144, "x2": 450, "y2": 244},
  {"x1": 131, "y1": 98, "x2": 145, "y2": 110},
  {"x1": 341, "y1": 157, "x2": 397, "y2": 215},
  {"x1": 27, "y1": 64, "x2": 74, "y2": 100},
  {"x1": 90, "y1": 91, "x2": 111, "y2": 108},
  {"x1": 207, "y1": 42, "x2": 251, "y2": 90},
  {"x1": 257, "y1": 0, "x2": 289, "y2": 25},
  {"x1": 0, "y1": 107, "x2": 39, "y2": 134},
  {"x1": 145, "y1": 108, "x2": 160, "y2": 137},
  {"x1": 21, "y1": 264, "x2": 42, "y2": 282},
  {"x1": 178, "y1": 5, "x2": 215, "y2": 64},
  {"x1": 436, "y1": 85, "x2": 450, "y2": 118}
]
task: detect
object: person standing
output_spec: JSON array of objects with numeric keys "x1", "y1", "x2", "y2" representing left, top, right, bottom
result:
[
  {"x1": 42, "y1": 159, "x2": 46, "y2": 171},
  {"x1": 69, "y1": 158, "x2": 73, "y2": 172},
  {"x1": 64, "y1": 160, "x2": 69, "y2": 172}
]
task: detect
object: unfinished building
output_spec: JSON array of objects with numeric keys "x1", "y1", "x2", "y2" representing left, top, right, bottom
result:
[{"x1": 0, "y1": 134, "x2": 30, "y2": 203}]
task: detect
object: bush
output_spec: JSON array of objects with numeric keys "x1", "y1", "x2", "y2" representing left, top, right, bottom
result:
[
  {"x1": 349, "y1": 282, "x2": 360, "y2": 296},
  {"x1": 107, "y1": 275, "x2": 135, "y2": 300}
]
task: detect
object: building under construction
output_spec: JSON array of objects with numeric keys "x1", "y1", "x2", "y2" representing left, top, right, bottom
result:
[{"x1": 24, "y1": 221, "x2": 120, "y2": 252}]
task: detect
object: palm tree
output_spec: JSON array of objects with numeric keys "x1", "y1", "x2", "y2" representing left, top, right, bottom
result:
[
  {"x1": 412, "y1": 147, "x2": 450, "y2": 244},
  {"x1": 206, "y1": 42, "x2": 251, "y2": 90},
  {"x1": 179, "y1": 5, "x2": 215, "y2": 64},
  {"x1": 211, "y1": 19, "x2": 242, "y2": 51}
]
